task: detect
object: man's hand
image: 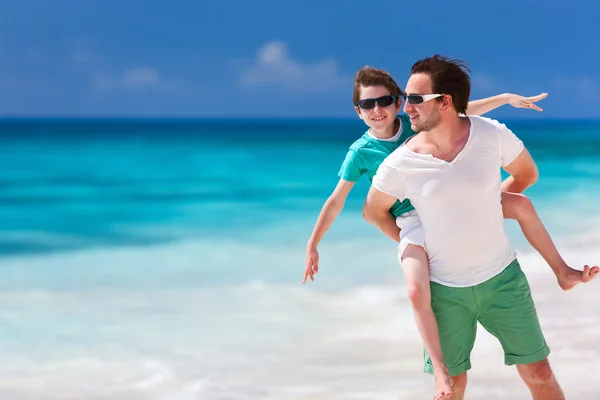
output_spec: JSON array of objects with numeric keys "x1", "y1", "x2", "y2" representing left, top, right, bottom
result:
[
  {"x1": 303, "y1": 247, "x2": 319, "y2": 283},
  {"x1": 507, "y1": 92, "x2": 548, "y2": 112}
]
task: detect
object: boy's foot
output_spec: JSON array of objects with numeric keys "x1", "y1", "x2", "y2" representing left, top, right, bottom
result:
[
  {"x1": 433, "y1": 369, "x2": 453, "y2": 400},
  {"x1": 557, "y1": 265, "x2": 599, "y2": 291}
]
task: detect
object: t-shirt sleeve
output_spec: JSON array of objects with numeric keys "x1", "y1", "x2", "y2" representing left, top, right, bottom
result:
[
  {"x1": 372, "y1": 159, "x2": 406, "y2": 200},
  {"x1": 497, "y1": 121, "x2": 524, "y2": 167},
  {"x1": 338, "y1": 149, "x2": 364, "y2": 182}
]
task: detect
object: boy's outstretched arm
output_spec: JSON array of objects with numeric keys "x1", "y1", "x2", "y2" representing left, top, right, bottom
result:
[
  {"x1": 466, "y1": 93, "x2": 548, "y2": 116},
  {"x1": 303, "y1": 179, "x2": 355, "y2": 283}
]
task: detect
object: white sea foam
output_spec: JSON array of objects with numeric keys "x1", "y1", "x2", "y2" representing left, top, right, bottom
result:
[{"x1": 0, "y1": 227, "x2": 599, "y2": 399}]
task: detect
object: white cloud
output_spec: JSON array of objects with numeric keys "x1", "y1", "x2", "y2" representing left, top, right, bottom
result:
[
  {"x1": 238, "y1": 41, "x2": 346, "y2": 93},
  {"x1": 121, "y1": 67, "x2": 160, "y2": 88},
  {"x1": 553, "y1": 75, "x2": 597, "y2": 98},
  {"x1": 92, "y1": 67, "x2": 180, "y2": 94},
  {"x1": 69, "y1": 42, "x2": 180, "y2": 94},
  {"x1": 71, "y1": 40, "x2": 102, "y2": 68}
]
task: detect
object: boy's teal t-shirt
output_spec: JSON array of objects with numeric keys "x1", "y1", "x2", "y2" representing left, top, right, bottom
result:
[{"x1": 338, "y1": 114, "x2": 415, "y2": 217}]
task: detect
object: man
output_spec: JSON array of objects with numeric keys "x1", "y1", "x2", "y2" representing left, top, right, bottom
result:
[{"x1": 362, "y1": 55, "x2": 589, "y2": 400}]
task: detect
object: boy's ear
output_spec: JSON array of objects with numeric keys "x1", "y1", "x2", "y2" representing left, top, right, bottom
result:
[{"x1": 355, "y1": 106, "x2": 363, "y2": 118}]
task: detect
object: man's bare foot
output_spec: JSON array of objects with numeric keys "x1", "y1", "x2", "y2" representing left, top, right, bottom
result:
[
  {"x1": 433, "y1": 368, "x2": 453, "y2": 399},
  {"x1": 557, "y1": 265, "x2": 599, "y2": 291}
]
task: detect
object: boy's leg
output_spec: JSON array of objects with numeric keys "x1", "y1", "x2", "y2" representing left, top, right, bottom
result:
[
  {"x1": 501, "y1": 192, "x2": 599, "y2": 290},
  {"x1": 401, "y1": 244, "x2": 452, "y2": 398},
  {"x1": 477, "y1": 259, "x2": 564, "y2": 399}
]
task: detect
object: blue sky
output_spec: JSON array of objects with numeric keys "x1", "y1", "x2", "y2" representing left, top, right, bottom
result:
[{"x1": 0, "y1": 0, "x2": 598, "y2": 118}]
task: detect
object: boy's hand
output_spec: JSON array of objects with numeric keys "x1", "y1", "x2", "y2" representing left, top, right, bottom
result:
[
  {"x1": 303, "y1": 247, "x2": 319, "y2": 283},
  {"x1": 507, "y1": 92, "x2": 548, "y2": 112}
]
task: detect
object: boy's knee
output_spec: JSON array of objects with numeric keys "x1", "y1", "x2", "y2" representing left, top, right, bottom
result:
[{"x1": 509, "y1": 193, "x2": 535, "y2": 220}]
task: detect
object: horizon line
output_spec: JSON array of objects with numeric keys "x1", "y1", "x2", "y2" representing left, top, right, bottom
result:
[{"x1": 1, "y1": 116, "x2": 600, "y2": 122}]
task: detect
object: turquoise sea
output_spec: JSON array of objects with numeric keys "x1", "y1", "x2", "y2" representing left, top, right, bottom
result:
[{"x1": 0, "y1": 118, "x2": 599, "y2": 399}]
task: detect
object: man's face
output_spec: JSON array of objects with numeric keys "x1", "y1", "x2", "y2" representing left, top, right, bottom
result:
[
  {"x1": 403, "y1": 73, "x2": 441, "y2": 133},
  {"x1": 355, "y1": 85, "x2": 401, "y2": 133}
]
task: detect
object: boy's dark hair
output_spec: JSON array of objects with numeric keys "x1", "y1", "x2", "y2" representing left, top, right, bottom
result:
[
  {"x1": 352, "y1": 66, "x2": 403, "y2": 106},
  {"x1": 410, "y1": 55, "x2": 471, "y2": 114}
]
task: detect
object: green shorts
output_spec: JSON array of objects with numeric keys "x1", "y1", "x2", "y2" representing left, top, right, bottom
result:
[{"x1": 424, "y1": 259, "x2": 550, "y2": 377}]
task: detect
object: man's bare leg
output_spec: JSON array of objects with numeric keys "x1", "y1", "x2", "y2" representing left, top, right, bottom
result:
[
  {"x1": 516, "y1": 358, "x2": 565, "y2": 400},
  {"x1": 447, "y1": 372, "x2": 468, "y2": 400}
]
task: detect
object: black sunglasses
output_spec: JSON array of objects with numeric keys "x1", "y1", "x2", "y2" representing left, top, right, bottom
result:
[
  {"x1": 402, "y1": 94, "x2": 444, "y2": 105},
  {"x1": 357, "y1": 95, "x2": 398, "y2": 110}
]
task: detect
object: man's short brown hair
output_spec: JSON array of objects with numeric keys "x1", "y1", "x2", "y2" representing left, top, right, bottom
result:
[{"x1": 410, "y1": 55, "x2": 471, "y2": 114}]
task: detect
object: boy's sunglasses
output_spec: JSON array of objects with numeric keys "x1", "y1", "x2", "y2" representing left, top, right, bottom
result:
[
  {"x1": 402, "y1": 94, "x2": 444, "y2": 105},
  {"x1": 357, "y1": 95, "x2": 398, "y2": 110}
]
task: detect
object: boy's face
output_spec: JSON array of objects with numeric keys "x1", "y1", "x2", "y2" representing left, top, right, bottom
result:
[{"x1": 355, "y1": 85, "x2": 401, "y2": 133}]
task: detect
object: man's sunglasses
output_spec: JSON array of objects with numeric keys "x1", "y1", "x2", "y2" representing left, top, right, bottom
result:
[
  {"x1": 402, "y1": 94, "x2": 444, "y2": 105},
  {"x1": 357, "y1": 95, "x2": 398, "y2": 110}
]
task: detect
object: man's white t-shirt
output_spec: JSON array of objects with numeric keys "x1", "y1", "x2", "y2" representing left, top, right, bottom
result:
[{"x1": 372, "y1": 116, "x2": 524, "y2": 287}]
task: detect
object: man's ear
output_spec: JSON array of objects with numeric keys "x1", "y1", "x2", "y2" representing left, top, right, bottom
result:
[{"x1": 441, "y1": 94, "x2": 453, "y2": 111}]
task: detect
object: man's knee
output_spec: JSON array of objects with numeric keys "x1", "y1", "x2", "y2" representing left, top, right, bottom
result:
[{"x1": 517, "y1": 358, "x2": 554, "y2": 385}]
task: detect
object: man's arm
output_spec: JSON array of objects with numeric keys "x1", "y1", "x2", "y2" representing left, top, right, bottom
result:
[
  {"x1": 466, "y1": 93, "x2": 548, "y2": 116},
  {"x1": 502, "y1": 147, "x2": 539, "y2": 193},
  {"x1": 363, "y1": 186, "x2": 401, "y2": 242}
]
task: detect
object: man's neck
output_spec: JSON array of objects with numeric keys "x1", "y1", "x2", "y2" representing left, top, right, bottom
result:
[{"x1": 424, "y1": 115, "x2": 470, "y2": 153}]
